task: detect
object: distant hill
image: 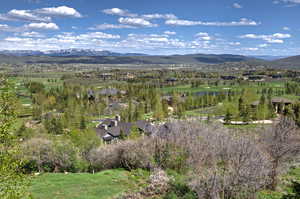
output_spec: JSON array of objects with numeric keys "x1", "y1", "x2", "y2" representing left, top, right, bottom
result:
[
  {"x1": 251, "y1": 55, "x2": 288, "y2": 61},
  {"x1": 268, "y1": 55, "x2": 300, "y2": 69},
  {"x1": 275, "y1": 55, "x2": 300, "y2": 63},
  {"x1": 0, "y1": 51, "x2": 259, "y2": 65}
]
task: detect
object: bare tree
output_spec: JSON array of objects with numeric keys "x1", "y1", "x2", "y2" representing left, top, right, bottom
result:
[{"x1": 260, "y1": 117, "x2": 300, "y2": 190}]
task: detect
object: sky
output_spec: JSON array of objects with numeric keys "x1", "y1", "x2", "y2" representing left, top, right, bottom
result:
[{"x1": 0, "y1": 0, "x2": 299, "y2": 55}]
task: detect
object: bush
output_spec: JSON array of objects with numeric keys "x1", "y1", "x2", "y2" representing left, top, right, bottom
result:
[
  {"x1": 87, "y1": 139, "x2": 154, "y2": 172},
  {"x1": 164, "y1": 179, "x2": 197, "y2": 199},
  {"x1": 21, "y1": 137, "x2": 87, "y2": 173}
]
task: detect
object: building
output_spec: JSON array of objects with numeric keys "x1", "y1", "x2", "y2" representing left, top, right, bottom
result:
[
  {"x1": 251, "y1": 97, "x2": 294, "y2": 114},
  {"x1": 95, "y1": 115, "x2": 154, "y2": 142}
]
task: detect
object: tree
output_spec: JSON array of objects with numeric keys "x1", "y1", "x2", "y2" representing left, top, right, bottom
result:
[
  {"x1": 224, "y1": 109, "x2": 233, "y2": 124},
  {"x1": 153, "y1": 94, "x2": 164, "y2": 120},
  {"x1": 261, "y1": 117, "x2": 300, "y2": 190},
  {"x1": 0, "y1": 78, "x2": 30, "y2": 198},
  {"x1": 128, "y1": 125, "x2": 141, "y2": 140},
  {"x1": 32, "y1": 105, "x2": 42, "y2": 120},
  {"x1": 79, "y1": 116, "x2": 86, "y2": 130},
  {"x1": 44, "y1": 117, "x2": 64, "y2": 135}
]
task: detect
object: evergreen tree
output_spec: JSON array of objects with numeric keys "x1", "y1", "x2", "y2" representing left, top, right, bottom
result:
[
  {"x1": 153, "y1": 94, "x2": 164, "y2": 120},
  {"x1": 224, "y1": 109, "x2": 233, "y2": 124},
  {"x1": 79, "y1": 116, "x2": 86, "y2": 130}
]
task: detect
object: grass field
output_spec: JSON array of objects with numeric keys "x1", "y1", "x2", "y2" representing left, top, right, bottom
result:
[
  {"x1": 30, "y1": 169, "x2": 149, "y2": 199},
  {"x1": 161, "y1": 81, "x2": 286, "y2": 94}
]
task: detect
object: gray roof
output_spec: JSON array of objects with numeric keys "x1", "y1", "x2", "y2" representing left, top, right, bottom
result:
[
  {"x1": 99, "y1": 88, "x2": 119, "y2": 96},
  {"x1": 95, "y1": 117, "x2": 155, "y2": 141},
  {"x1": 271, "y1": 97, "x2": 293, "y2": 104},
  {"x1": 136, "y1": 120, "x2": 154, "y2": 135}
]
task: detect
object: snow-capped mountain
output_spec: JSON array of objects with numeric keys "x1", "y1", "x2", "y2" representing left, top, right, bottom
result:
[{"x1": 0, "y1": 49, "x2": 147, "y2": 57}]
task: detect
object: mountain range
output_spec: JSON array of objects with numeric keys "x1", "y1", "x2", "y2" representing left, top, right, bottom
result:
[
  {"x1": 0, "y1": 49, "x2": 148, "y2": 57},
  {"x1": 0, "y1": 49, "x2": 299, "y2": 68}
]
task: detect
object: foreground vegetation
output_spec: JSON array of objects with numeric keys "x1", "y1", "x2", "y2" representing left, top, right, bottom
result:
[
  {"x1": 2, "y1": 66, "x2": 300, "y2": 199},
  {"x1": 30, "y1": 169, "x2": 149, "y2": 199}
]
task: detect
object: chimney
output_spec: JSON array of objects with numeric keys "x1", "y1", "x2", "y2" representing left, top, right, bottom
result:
[
  {"x1": 115, "y1": 115, "x2": 121, "y2": 122},
  {"x1": 102, "y1": 124, "x2": 108, "y2": 130},
  {"x1": 112, "y1": 120, "x2": 118, "y2": 127}
]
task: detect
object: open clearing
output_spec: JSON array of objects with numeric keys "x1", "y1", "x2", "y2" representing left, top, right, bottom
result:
[{"x1": 30, "y1": 169, "x2": 149, "y2": 199}]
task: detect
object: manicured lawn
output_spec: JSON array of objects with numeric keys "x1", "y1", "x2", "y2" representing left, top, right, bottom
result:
[
  {"x1": 161, "y1": 81, "x2": 286, "y2": 94},
  {"x1": 30, "y1": 169, "x2": 149, "y2": 199}
]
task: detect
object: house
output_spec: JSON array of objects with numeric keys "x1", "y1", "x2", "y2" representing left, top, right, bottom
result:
[
  {"x1": 99, "y1": 88, "x2": 119, "y2": 96},
  {"x1": 248, "y1": 75, "x2": 265, "y2": 81},
  {"x1": 221, "y1": 75, "x2": 237, "y2": 80},
  {"x1": 251, "y1": 97, "x2": 294, "y2": 114},
  {"x1": 87, "y1": 89, "x2": 95, "y2": 101},
  {"x1": 95, "y1": 115, "x2": 154, "y2": 142}
]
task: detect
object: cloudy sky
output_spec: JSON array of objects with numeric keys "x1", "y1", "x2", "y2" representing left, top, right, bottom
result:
[{"x1": 0, "y1": 0, "x2": 299, "y2": 55}]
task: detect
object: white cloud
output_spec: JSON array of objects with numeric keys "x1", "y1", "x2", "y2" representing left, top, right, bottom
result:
[
  {"x1": 0, "y1": 6, "x2": 82, "y2": 23},
  {"x1": 78, "y1": 32, "x2": 120, "y2": 40},
  {"x1": 89, "y1": 23, "x2": 135, "y2": 30},
  {"x1": 102, "y1": 8, "x2": 137, "y2": 17},
  {"x1": 244, "y1": 47, "x2": 259, "y2": 51},
  {"x1": 233, "y1": 3, "x2": 243, "y2": 8},
  {"x1": 36, "y1": 6, "x2": 82, "y2": 18},
  {"x1": 165, "y1": 18, "x2": 259, "y2": 26},
  {"x1": 258, "y1": 44, "x2": 268, "y2": 47},
  {"x1": 195, "y1": 32, "x2": 212, "y2": 41},
  {"x1": 24, "y1": 22, "x2": 59, "y2": 30},
  {"x1": 272, "y1": 33, "x2": 291, "y2": 38},
  {"x1": 119, "y1": 17, "x2": 157, "y2": 27},
  {"x1": 0, "y1": 24, "x2": 20, "y2": 32},
  {"x1": 0, "y1": 9, "x2": 51, "y2": 22},
  {"x1": 142, "y1": 13, "x2": 177, "y2": 20},
  {"x1": 275, "y1": 0, "x2": 300, "y2": 4},
  {"x1": 240, "y1": 33, "x2": 291, "y2": 43},
  {"x1": 164, "y1": 31, "x2": 176, "y2": 35},
  {"x1": 56, "y1": 32, "x2": 120, "y2": 41},
  {"x1": 20, "y1": 31, "x2": 45, "y2": 38},
  {"x1": 166, "y1": 19, "x2": 201, "y2": 26},
  {"x1": 283, "y1": 26, "x2": 290, "y2": 31},
  {"x1": 121, "y1": 33, "x2": 187, "y2": 49},
  {"x1": 229, "y1": 42, "x2": 241, "y2": 46}
]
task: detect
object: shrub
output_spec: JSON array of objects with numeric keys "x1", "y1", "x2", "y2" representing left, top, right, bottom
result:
[{"x1": 21, "y1": 137, "x2": 87, "y2": 172}]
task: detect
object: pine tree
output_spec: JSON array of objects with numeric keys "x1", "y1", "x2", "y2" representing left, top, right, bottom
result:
[
  {"x1": 153, "y1": 94, "x2": 164, "y2": 120},
  {"x1": 80, "y1": 116, "x2": 86, "y2": 130},
  {"x1": 224, "y1": 109, "x2": 233, "y2": 124}
]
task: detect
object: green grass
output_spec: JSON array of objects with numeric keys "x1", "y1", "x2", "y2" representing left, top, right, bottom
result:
[
  {"x1": 161, "y1": 81, "x2": 286, "y2": 94},
  {"x1": 258, "y1": 167, "x2": 300, "y2": 199},
  {"x1": 30, "y1": 169, "x2": 149, "y2": 199}
]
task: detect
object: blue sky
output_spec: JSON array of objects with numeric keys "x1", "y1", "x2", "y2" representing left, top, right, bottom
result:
[{"x1": 0, "y1": 0, "x2": 299, "y2": 55}]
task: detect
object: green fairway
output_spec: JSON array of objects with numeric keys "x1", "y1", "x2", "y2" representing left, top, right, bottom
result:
[
  {"x1": 30, "y1": 169, "x2": 149, "y2": 199},
  {"x1": 160, "y1": 81, "x2": 286, "y2": 94}
]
